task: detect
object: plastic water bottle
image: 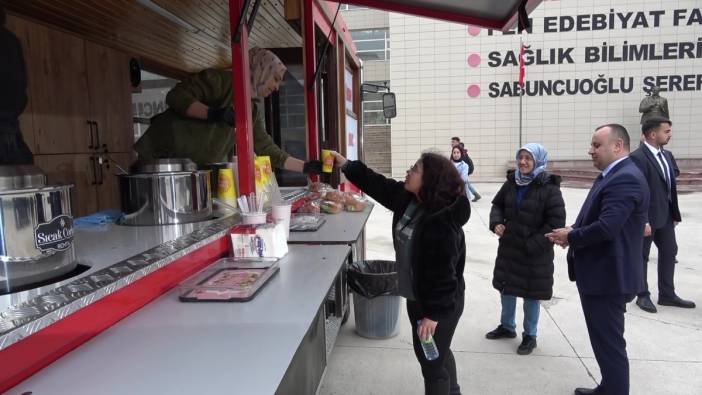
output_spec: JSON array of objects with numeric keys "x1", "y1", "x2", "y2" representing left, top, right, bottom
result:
[{"x1": 417, "y1": 321, "x2": 439, "y2": 361}]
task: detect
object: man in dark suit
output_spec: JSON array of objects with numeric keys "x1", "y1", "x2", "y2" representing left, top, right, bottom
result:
[
  {"x1": 630, "y1": 117, "x2": 695, "y2": 312},
  {"x1": 547, "y1": 124, "x2": 649, "y2": 395}
]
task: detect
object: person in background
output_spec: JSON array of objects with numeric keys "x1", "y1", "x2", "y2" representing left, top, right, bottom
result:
[
  {"x1": 450, "y1": 136, "x2": 481, "y2": 202},
  {"x1": 0, "y1": 5, "x2": 34, "y2": 165},
  {"x1": 630, "y1": 117, "x2": 694, "y2": 313},
  {"x1": 450, "y1": 145, "x2": 471, "y2": 206},
  {"x1": 332, "y1": 150, "x2": 470, "y2": 395},
  {"x1": 547, "y1": 124, "x2": 648, "y2": 395},
  {"x1": 135, "y1": 47, "x2": 321, "y2": 174},
  {"x1": 485, "y1": 143, "x2": 565, "y2": 355}
]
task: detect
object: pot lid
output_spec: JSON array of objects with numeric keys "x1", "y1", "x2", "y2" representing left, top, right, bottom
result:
[
  {"x1": 138, "y1": 158, "x2": 197, "y2": 173},
  {"x1": 0, "y1": 165, "x2": 47, "y2": 191}
]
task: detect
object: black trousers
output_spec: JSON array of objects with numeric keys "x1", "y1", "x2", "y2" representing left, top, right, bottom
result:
[
  {"x1": 407, "y1": 293, "x2": 464, "y2": 395},
  {"x1": 638, "y1": 217, "x2": 677, "y2": 299},
  {"x1": 580, "y1": 294, "x2": 631, "y2": 395}
]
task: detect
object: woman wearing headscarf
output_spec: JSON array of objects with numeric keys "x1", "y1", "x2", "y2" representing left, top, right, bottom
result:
[
  {"x1": 330, "y1": 150, "x2": 470, "y2": 395},
  {"x1": 485, "y1": 143, "x2": 565, "y2": 355},
  {"x1": 135, "y1": 47, "x2": 320, "y2": 173}
]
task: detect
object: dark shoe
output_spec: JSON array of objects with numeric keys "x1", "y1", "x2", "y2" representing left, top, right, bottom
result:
[
  {"x1": 636, "y1": 296, "x2": 657, "y2": 313},
  {"x1": 574, "y1": 387, "x2": 603, "y2": 395},
  {"x1": 485, "y1": 325, "x2": 517, "y2": 339},
  {"x1": 517, "y1": 335, "x2": 537, "y2": 355},
  {"x1": 471, "y1": 193, "x2": 481, "y2": 202},
  {"x1": 658, "y1": 295, "x2": 696, "y2": 308}
]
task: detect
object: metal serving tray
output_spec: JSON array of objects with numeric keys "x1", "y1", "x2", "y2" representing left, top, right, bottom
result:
[{"x1": 178, "y1": 257, "x2": 280, "y2": 302}]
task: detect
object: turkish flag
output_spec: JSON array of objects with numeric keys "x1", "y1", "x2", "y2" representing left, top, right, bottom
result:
[{"x1": 518, "y1": 43, "x2": 527, "y2": 88}]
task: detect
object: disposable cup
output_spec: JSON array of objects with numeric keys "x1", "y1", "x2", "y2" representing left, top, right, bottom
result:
[
  {"x1": 272, "y1": 204, "x2": 292, "y2": 239},
  {"x1": 242, "y1": 212, "x2": 266, "y2": 225},
  {"x1": 321, "y1": 149, "x2": 334, "y2": 173},
  {"x1": 217, "y1": 168, "x2": 237, "y2": 207}
]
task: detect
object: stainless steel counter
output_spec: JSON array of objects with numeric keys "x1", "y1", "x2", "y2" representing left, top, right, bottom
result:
[
  {"x1": 1, "y1": 189, "x2": 368, "y2": 393},
  {"x1": 0, "y1": 210, "x2": 239, "y2": 349},
  {"x1": 288, "y1": 203, "x2": 374, "y2": 245},
  {"x1": 6, "y1": 244, "x2": 350, "y2": 395}
]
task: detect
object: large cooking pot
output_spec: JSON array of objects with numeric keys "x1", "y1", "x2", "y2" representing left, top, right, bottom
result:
[
  {"x1": 119, "y1": 161, "x2": 212, "y2": 226},
  {"x1": 0, "y1": 165, "x2": 76, "y2": 292}
]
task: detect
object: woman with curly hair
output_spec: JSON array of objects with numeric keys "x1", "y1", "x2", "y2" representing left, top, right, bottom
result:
[{"x1": 330, "y1": 150, "x2": 470, "y2": 395}]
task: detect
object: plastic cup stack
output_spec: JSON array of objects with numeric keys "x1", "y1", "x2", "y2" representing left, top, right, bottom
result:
[{"x1": 272, "y1": 204, "x2": 292, "y2": 239}]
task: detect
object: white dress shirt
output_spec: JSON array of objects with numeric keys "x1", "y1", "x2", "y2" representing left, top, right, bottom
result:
[{"x1": 643, "y1": 141, "x2": 671, "y2": 189}]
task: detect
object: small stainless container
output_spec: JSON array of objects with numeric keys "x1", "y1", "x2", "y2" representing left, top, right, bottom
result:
[
  {"x1": 119, "y1": 170, "x2": 212, "y2": 226},
  {"x1": 0, "y1": 165, "x2": 76, "y2": 292}
]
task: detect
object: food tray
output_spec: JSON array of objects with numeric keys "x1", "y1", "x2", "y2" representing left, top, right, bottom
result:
[
  {"x1": 178, "y1": 257, "x2": 280, "y2": 302},
  {"x1": 289, "y1": 213, "x2": 326, "y2": 232}
]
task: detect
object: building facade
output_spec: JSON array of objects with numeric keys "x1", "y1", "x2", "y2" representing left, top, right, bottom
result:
[
  {"x1": 346, "y1": 0, "x2": 702, "y2": 180},
  {"x1": 341, "y1": 5, "x2": 392, "y2": 176}
]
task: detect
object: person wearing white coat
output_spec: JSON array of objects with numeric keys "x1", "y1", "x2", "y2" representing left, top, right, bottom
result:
[{"x1": 451, "y1": 146, "x2": 479, "y2": 201}]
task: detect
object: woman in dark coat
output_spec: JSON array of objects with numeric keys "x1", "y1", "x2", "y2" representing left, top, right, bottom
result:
[
  {"x1": 331, "y1": 151, "x2": 470, "y2": 395},
  {"x1": 485, "y1": 143, "x2": 566, "y2": 355}
]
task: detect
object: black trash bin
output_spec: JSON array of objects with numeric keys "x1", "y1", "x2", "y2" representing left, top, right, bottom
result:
[{"x1": 347, "y1": 260, "x2": 401, "y2": 339}]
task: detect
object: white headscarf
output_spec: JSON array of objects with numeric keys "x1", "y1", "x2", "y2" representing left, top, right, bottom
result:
[{"x1": 249, "y1": 47, "x2": 287, "y2": 97}]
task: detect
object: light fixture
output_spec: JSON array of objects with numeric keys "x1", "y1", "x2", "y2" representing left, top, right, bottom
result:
[{"x1": 136, "y1": 0, "x2": 231, "y2": 50}]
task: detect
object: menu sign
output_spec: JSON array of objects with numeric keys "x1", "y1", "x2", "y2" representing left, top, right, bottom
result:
[{"x1": 345, "y1": 68, "x2": 354, "y2": 113}]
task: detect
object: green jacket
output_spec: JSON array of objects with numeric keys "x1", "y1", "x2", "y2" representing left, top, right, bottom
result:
[{"x1": 134, "y1": 69, "x2": 289, "y2": 168}]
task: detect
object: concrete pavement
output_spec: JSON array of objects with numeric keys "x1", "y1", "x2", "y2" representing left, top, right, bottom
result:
[{"x1": 319, "y1": 183, "x2": 702, "y2": 395}]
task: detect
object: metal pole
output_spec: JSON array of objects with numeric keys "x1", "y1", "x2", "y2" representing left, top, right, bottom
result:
[
  {"x1": 518, "y1": 35, "x2": 523, "y2": 149},
  {"x1": 519, "y1": 88, "x2": 523, "y2": 149},
  {"x1": 229, "y1": 0, "x2": 255, "y2": 196},
  {"x1": 303, "y1": 0, "x2": 320, "y2": 163}
]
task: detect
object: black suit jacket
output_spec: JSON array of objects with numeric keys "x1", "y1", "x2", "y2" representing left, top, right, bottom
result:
[{"x1": 630, "y1": 145, "x2": 681, "y2": 229}]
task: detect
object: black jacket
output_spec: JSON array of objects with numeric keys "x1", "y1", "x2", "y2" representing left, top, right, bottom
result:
[
  {"x1": 0, "y1": 27, "x2": 28, "y2": 122},
  {"x1": 463, "y1": 154, "x2": 474, "y2": 175},
  {"x1": 630, "y1": 146, "x2": 681, "y2": 228},
  {"x1": 489, "y1": 171, "x2": 566, "y2": 300},
  {"x1": 342, "y1": 160, "x2": 470, "y2": 321}
]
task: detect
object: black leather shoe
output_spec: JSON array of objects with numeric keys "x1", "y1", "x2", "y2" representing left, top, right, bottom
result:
[
  {"x1": 574, "y1": 387, "x2": 602, "y2": 395},
  {"x1": 658, "y1": 295, "x2": 696, "y2": 308},
  {"x1": 517, "y1": 335, "x2": 537, "y2": 355},
  {"x1": 636, "y1": 296, "x2": 657, "y2": 313},
  {"x1": 485, "y1": 325, "x2": 517, "y2": 339}
]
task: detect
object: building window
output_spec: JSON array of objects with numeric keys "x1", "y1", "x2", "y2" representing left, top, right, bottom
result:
[
  {"x1": 351, "y1": 29, "x2": 389, "y2": 61},
  {"x1": 340, "y1": 4, "x2": 367, "y2": 11},
  {"x1": 363, "y1": 80, "x2": 391, "y2": 126}
]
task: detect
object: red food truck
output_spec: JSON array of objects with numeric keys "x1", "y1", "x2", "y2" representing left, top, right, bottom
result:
[{"x1": 0, "y1": 1, "x2": 541, "y2": 393}]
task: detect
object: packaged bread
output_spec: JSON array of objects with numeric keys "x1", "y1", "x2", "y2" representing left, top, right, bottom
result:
[
  {"x1": 306, "y1": 191, "x2": 322, "y2": 201},
  {"x1": 324, "y1": 190, "x2": 346, "y2": 203},
  {"x1": 297, "y1": 200, "x2": 321, "y2": 214},
  {"x1": 344, "y1": 193, "x2": 367, "y2": 212},
  {"x1": 309, "y1": 182, "x2": 332, "y2": 193},
  {"x1": 320, "y1": 200, "x2": 343, "y2": 214}
]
